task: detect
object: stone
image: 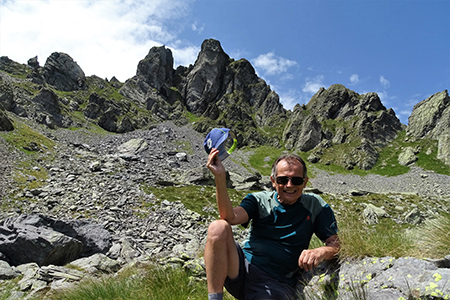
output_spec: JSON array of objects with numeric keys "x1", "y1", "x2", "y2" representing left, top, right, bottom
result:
[
  {"x1": 398, "y1": 146, "x2": 418, "y2": 166},
  {"x1": 362, "y1": 203, "x2": 388, "y2": 225}
]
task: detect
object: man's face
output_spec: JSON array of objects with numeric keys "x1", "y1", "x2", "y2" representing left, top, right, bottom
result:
[{"x1": 271, "y1": 159, "x2": 308, "y2": 205}]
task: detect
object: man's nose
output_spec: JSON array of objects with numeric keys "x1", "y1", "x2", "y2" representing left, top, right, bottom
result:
[{"x1": 286, "y1": 178, "x2": 294, "y2": 187}]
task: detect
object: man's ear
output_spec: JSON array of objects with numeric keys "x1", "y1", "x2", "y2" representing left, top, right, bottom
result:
[
  {"x1": 303, "y1": 177, "x2": 309, "y2": 187},
  {"x1": 270, "y1": 175, "x2": 276, "y2": 188}
]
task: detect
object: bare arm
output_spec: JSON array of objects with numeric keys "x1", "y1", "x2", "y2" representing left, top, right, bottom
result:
[
  {"x1": 298, "y1": 234, "x2": 340, "y2": 272},
  {"x1": 206, "y1": 148, "x2": 249, "y2": 225}
]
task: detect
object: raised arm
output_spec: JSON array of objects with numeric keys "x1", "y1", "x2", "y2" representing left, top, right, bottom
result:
[{"x1": 206, "y1": 148, "x2": 248, "y2": 225}]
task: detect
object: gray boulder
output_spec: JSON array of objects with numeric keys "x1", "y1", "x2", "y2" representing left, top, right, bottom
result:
[
  {"x1": 398, "y1": 146, "x2": 418, "y2": 166},
  {"x1": 362, "y1": 203, "x2": 388, "y2": 225},
  {"x1": 42, "y1": 52, "x2": 86, "y2": 91},
  {"x1": 299, "y1": 257, "x2": 450, "y2": 300},
  {"x1": 0, "y1": 215, "x2": 83, "y2": 266},
  {"x1": 0, "y1": 214, "x2": 112, "y2": 266}
]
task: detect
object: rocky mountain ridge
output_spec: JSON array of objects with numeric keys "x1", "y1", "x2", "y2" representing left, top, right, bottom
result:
[{"x1": 1, "y1": 38, "x2": 449, "y2": 171}]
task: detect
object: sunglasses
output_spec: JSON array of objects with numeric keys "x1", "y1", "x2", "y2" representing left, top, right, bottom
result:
[{"x1": 275, "y1": 176, "x2": 305, "y2": 186}]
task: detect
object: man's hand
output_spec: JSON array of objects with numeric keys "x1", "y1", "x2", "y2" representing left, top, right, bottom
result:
[
  {"x1": 298, "y1": 235, "x2": 340, "y2": 272},
  {"x1": 206, "y1": 148, "x2": 226, "y2": 177}
]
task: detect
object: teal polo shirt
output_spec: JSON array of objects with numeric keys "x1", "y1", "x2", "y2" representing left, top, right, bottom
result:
[{"x1": 239, "y1": 191, "x2": 338, "y2": 286}]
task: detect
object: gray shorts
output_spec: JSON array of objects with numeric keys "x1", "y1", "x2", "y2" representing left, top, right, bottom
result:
[{"x1": 224, "y1": 242, "x2": 298, "y2": 300}]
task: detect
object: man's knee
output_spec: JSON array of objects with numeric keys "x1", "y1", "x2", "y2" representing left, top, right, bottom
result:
[{"x1": 207, "y1": 220, "x2": 232, "y2": 242}]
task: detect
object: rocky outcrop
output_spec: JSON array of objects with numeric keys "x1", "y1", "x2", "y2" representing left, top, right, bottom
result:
[
  {"x1": 285, "y1": 84, "x2": 403, "y2": 170},
  {"x1": 406, "y1": 90, "x2": 450, "y2": 166},
  {"x1": 398, "y1": 146, "x2": 419, "y2": 166},
  {"x1": 407, "y1": 90, "x2": 450, "y2": 140},
  {"x1": 299, "y1": 256, "x2": 450, "y2": 300},
  {"x1": 42, "y1": 52, "x2": 86, "y2": 91}
]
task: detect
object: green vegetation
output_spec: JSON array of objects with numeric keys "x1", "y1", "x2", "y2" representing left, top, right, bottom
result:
[
  {"x1": 303, "y1": 130, "x2": 450, "y2": 178},
  {"x1": 246, "y1": 145, "x2": 288, "y2": 175},
  {"x1": 410, "y1": 212, "x2": 450, "y2": 259},
  {"x1": 142, "y1": 184, "x2": 252, "y2": 219},
  {"x1": 49, "y1": 264, "x2": 211, "y2": 300},
  {"x1": 371, "y1": 130, "x2": 450, "y2": 176},
  {"x1": 0, "y1": 120, "x2": 56, "y2": 153}
]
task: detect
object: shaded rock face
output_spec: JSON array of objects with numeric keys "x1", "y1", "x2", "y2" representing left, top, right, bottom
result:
[
  {"x1": 30, "y1": 88, "x2": 65, "y2": 129},
  {"x1": 407, "y1": 90, "x2": 450, "y2": 140},
  {"x1": 0, "y1": 104, "x2": 13, "y2": 131},
  {"x1": 42, "y1": 52, "x2": 86, "y2": 91},
  {"x1": 136, "y1": 45, "x2": 174, "y2": 92}
]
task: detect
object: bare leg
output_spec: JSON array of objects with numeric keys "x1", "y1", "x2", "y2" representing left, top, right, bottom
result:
[{"x1": 204, "y1": 219, "x2": 241, "y2": 293}]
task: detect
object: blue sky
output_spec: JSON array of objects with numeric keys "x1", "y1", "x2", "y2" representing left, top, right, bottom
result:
[{"x1": 1, "y1": 0, "x2": 449, "y2": 125}]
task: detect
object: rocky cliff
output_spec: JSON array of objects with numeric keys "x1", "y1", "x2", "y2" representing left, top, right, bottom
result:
[{"x1": 0, "y1": 39, "x2": 449, "y2": 170}]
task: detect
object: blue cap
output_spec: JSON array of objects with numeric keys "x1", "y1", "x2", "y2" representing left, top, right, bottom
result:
[{"x1": 204, "y1": 128, "x2": 237, "y2": 161}]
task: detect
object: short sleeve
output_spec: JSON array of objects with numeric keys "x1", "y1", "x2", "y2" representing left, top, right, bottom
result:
[
  {"x1": 314, "y1": 205, "x2": 339, "y2": 242},
  {"x1": 239, "y1": 193, "x2": 259, "y2": 227}
]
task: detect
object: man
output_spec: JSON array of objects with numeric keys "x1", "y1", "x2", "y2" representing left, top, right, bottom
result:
[{"x1": 205, "y1": 149, "x2": 339, "y2": 300}]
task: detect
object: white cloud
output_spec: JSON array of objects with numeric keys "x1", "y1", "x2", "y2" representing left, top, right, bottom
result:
[
  {"x1": 302, "y1": 75, "x2": 325, "y2": 94},
  {"x1": 380, "y1": 75, "x2": 391, "y2": 89},
  {"x1": 350, "y1": 74, "x2": 359, "y2": 85},
  {"x1": 170, "y1": 44, "x2": 200, "y2": 68},
  {"x1": 0, "y1": 0, "x2": 195, "y2": 81},
  {"x1": 252, "y1": 52, "x2": 297, "y2": 76},
  {"x1": 191, "y1": 21, "x2": 204, "y2": 34},
  {"x1": 278, "y1": 89, "x2": 301, "y2": 111},
  {"x1": 377, "y1": 91, "x2": 389, "y2": 106}
]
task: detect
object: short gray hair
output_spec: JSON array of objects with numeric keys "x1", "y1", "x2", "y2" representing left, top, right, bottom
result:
[{"x1": 271, "y1": 154, "x2": 307, "y2": 178}]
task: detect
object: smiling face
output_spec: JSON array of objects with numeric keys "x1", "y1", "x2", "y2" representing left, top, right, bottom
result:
[{"x1": 271, "y1": 159, "x2": 308, "y2": 205}]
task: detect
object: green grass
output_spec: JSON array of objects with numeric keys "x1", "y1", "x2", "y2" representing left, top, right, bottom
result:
[
  {"x1": 336, "y1": 209, "x2": 415, "y2": 258},
  {"x1": 141, "y1": 185, "x2": 252, "y2": 219},
  {"x1": 49, "y1": 264, "x2": 210, "y2": 300},
  {"x1": 409, "y1": 212, "x2": 450, "y2": 259},
  {"x1": 247, "y1": 145, "x2": 287, "y2": 176},
  {"x1": 0, "y1": 119, "x2": 56, "y2": 153},
  {"x1": 305, "y1": 130, "x2": 450, "y2": 177}
]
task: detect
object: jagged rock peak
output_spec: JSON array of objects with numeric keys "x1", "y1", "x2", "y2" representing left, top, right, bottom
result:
[
  {"x1": 407, "y1": 89, "x2": 450, "y2": 140},
  {"x1": 42, "y1": 52, "x2": 86, "y2": 91},
  {"x1": 136, "y1": 45, "x2": 174, "y2": 90},
  {"x1": 183, "y1": 39, "x2": 231, "y2": 114},
  {"x1": 307, "y1": 84, "x2": 387, "y2": 121}
]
